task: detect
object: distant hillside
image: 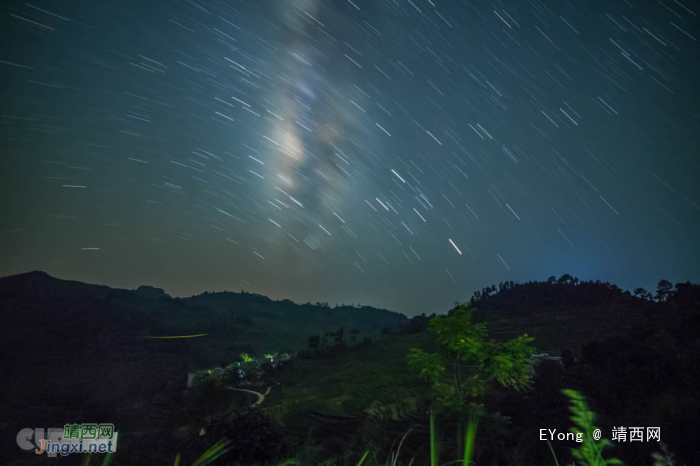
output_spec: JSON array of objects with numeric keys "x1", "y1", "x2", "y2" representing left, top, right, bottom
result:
[
  {"x1": 3, "y1": 272, "x2": 697, "y2": 465},
  {"x1": 0, "y1": 271, "x2": 407, "y2": 361},
  {"x1": 460, "y1": 277, "x2": 682, "y2": 353},
  {"x1": 267, "y1": 277, "x2": 673, "y2": 424},
  {"x1": 256, "y1": 277, "x2": 700, "y2": 466},
  {"x1": 0, "y1": 271, "x2": 407, "y2": 463}
]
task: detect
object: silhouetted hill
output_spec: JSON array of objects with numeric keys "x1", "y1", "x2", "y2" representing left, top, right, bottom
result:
[
  {"x1": 135, "y1": 285, "x2": 171, "y2": 299},
  {"x1": 260, "y1": 277, "x2": 700, "y2": 466},
  {"x1": 0, "y1": 271, "x2": 407, "y2": 363},
  {"x1": 2, "y1": 272, "x2": 697, "y2": 465},
  {"x1": 0, "y1": 271, "x2": 407, "y2": 463},
  {"x1": 463, "y1": 278, "x2": 681, "y2": 352}
]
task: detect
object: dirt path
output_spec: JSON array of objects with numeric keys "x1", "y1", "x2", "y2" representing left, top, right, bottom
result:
[{"x1": 227, "y1": 386, "x2": 271, "y2": 407}]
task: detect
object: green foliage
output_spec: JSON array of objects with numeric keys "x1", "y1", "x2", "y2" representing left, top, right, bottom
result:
[
  {"x1": 191, "y1": 369, "x2": 213, "y2": 388},
  {"x1": 406, "y1": 349, "x2": 444, "y2": 384},
  {"x1": 484, "y1": 333, "x2": 536, "y2": 389},
  {"x1": 111, "y1": 383, "x2": 676, "y2": 466},
  {"x1": 429, "y1": 409, "x2": 439, "y2": 466},
  {"x1": 462, "y1": 411, "x2": 478, "y2": 466},
  {"x1": 220, "y1": 364, "x2": 242, "y2": 386},
  {"x1": 191, "y1": 354, "x2": 270, "y2": 390},
  {"x1": 651, "y1": 443, "x2": 676, "y2": 466},
  {"x1": 191, "y1": 439, "x2": 231, "y2": 466},
  {"x1": 429, "y1": 306, "x2": 488, "y2": 360},
  {"x1": 406, "y1": 303, "x2": 535, "y2": 415},
  {"x1": 355, "y1": 450, "x2": 370, "y2": 466},
  {"x1": 562, "y1": 389, "x2": 622, "y2": 466},
  {"x1": 240, "y1": 362, "x2": 263, "y2": 383}
]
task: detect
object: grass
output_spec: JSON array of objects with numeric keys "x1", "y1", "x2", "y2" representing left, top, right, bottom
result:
[
  {"x1": 560, "y1": 390, "x2": 621, "y2": 466},
  {"x1": 90, "y1": 386, "x2": 637, "y2": 466},
  {"x1": 177, "y1": 309, "x2": 644, "y2": 466},
  {"x1": 175, "y1": 389, "x2": 625, "y2": 466},
  {"x1": 263, "y1": 333, "x2": 437, "y2": 421},
  {"x1": 168, "y1": 409, "x2": 473, "y2": 466}
]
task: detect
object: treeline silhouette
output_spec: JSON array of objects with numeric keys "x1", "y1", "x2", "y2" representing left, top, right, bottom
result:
[
  {"x1": 389, "y1": 274, "x2": 700, "y2": 464},
  {"x1": 468, "y1": 274, "x2": 694, "y2": 305}
]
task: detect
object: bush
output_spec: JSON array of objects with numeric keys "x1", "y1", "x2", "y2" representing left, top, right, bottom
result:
[{"x1": 191, "y1": 369, "x2": 212, "y2": 388}]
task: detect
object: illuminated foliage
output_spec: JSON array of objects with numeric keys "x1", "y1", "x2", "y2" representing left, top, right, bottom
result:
[
  {"x1": 562, "y1": 389, "x2": 622, "y2": 466},
  {"x1": 407, "y1": 303, "x2": 535, "y2": 415}
]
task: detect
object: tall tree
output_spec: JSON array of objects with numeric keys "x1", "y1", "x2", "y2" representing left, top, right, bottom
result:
[
  {"x1": 407, "y1": 303, "x2": 535, "y2": 456},
  {"x1": 407, "y1": 303, "x2": 535, "y2": 410},
  {"x1": 656, "y1": 279, "x2": 675, "y2": 302},
  {"x1": 558, "y1": 274, "x2": 574, "y2": 285},
  {"x1": 633, "y1": 287, "x2": 653, "y2": 300}
]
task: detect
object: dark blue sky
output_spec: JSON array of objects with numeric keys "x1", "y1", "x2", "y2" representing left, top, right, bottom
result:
[{"x1": 1, "y1": 0, "x2": 699, "y2": 316}]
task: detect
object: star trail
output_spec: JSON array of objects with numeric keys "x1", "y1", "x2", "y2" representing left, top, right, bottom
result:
[{"x1": 1, "y1": 0, "x2": 699, "y2": 316}]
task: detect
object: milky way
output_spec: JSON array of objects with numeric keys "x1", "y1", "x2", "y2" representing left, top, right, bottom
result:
[{"x1": 1, "y1": 0, "x2": 699, "y2": 316}]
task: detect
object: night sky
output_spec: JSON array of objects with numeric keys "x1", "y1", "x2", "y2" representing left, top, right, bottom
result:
[{"x1": 1, "y1": 0, "x2": 699, "y2": 317}]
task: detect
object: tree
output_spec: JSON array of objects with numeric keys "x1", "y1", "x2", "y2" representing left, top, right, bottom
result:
[
  {"x1": 656, "y1": 279, "x2": 675, "y2": 302},
  {"x1": 558, "y1": 274, "x2": 574, "y2": 285},
  {"x1": 633, "y1": 287, "x2": 653, "y2": 300},
  {"x1": 407, "y1": 303, "x2": 535, "y2": 458},
  {"x1": 400, "y1": 313, "x2": 430, "y2": 334},
  {"x1": 350, "y1": 328, "x2": 360, "y2": 343},
  {"x1": 307, "y1": 335, "x2": 320, "y2": 350},
  {"x1": 407, "y1": 303, "x2": 535, "y2": 414}
]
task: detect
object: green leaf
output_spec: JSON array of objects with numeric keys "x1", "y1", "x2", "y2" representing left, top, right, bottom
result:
[{"x1": 562, "y1": 389, "x2": 623, "y2": 466}]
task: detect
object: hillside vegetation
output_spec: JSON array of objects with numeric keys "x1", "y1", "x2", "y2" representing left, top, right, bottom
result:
[
  {"x1": 1, "y1": 272, "x2": 698, "y2": 465},
  {"x1": 0, "y1": 271, "x2": 406, "y2": 464}
]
